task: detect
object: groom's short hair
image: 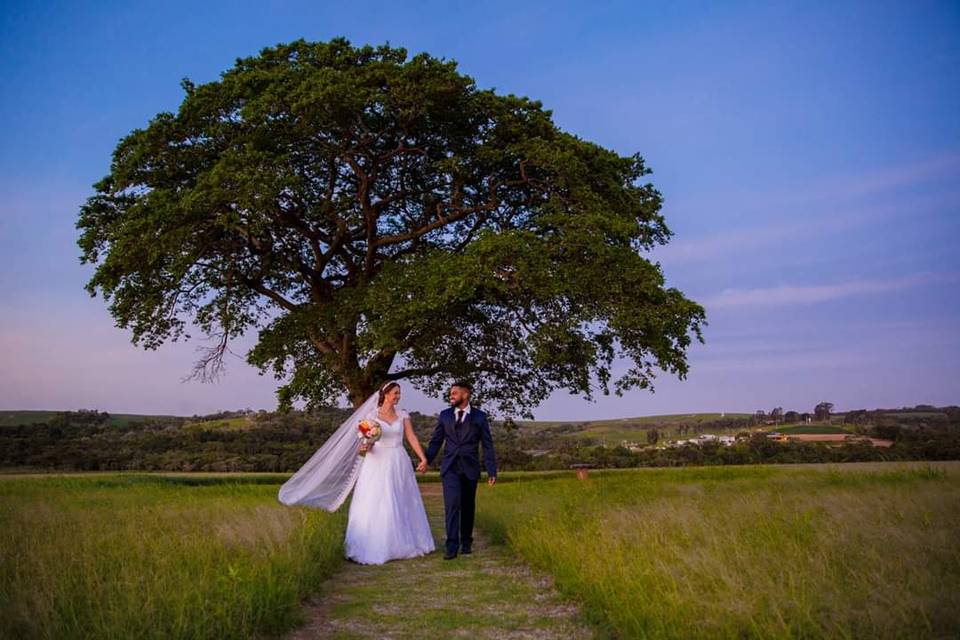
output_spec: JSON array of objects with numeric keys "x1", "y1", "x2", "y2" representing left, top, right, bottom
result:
[{"x1": 452, "y1": 381, "x2": 473, "y2": 394}]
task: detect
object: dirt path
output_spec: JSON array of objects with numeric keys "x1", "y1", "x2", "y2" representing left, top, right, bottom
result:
[{"x1": 284, "y1": 483, "x2": 595, "y2": 639}]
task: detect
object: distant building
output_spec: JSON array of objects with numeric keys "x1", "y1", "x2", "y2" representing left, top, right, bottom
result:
[{"x1": 668, "y1": 433, "x2": 737, "y2": 447}]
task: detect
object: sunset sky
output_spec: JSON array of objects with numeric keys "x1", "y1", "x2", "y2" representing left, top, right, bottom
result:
[{"x1": 1, "y1": 1, "x2": 958, "y2": 419}]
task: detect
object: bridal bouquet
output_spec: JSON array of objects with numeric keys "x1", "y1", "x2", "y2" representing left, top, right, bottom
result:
[{"x1": 357, "y1": 419, "x2": 382, "y2": 456}]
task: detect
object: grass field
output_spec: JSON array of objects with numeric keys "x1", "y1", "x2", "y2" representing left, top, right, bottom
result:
[
  {"x1": 3, "y1": 463, "x2": 958, "y2": 639},
  {"x1": 772, "y1": 424, "x2": 850, "y2": 434},
  {"x1": 0, "y1": 474, "x2": 346, "y2": 640},
  {"x1": 476, "y1": 461, "x2": 960, "y2": 639}
]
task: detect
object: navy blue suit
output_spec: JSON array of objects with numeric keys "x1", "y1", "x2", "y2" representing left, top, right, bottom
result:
[{"x1": 424, "y1": 405, "x2": 497, "y2": 555}]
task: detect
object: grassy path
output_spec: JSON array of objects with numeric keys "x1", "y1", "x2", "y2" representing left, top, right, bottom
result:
[{"x1": 282, "y1": 483, "x2": 595, "y2": 640}]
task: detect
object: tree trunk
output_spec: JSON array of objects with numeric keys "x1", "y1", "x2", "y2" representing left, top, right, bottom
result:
[
  {"x1": 348, "y1": 383, "x2": 374, "y2": 409},
  {"x1": 343, "y1": 344, "x2": 397, "y2": 408}
]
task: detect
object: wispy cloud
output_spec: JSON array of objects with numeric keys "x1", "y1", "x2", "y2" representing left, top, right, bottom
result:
[
  {"x1": 805, "y1": 152, "x2": 960, "y2": 202},
  {"x1": 700, "y1": 270, "x2": 960, "y2": 309},
  {"x1": 692, "y1": 347, "x2": 874, "y2": 373},
  {"x1": 650, "y1": 211, "x2": 859, "y2": 265},
  {"x1": 650, "y1": 155, "x2": 960, "y2": 266},
  {"x1": 688, "y1": 316, "x2": 960, "y2": 373}
]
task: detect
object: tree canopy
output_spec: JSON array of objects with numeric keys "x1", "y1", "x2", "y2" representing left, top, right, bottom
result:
[{"x1": 77, "y1": 37, "x2": 707, "y2": 416}]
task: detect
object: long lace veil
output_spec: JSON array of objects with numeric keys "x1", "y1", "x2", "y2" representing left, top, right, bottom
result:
[{"x1": 277, "y1": 387, "x2": 381, "y2": 512}]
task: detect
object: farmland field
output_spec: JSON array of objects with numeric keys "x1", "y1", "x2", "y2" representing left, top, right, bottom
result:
[
  {"x1": 774, "y1": 424, "x2": 850, "y2": 434},
  {"x1": 514, "y1": 413, "x2": 756, "y2": 443}
]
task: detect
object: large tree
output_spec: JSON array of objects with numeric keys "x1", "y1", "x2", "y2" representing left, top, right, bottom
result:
[{"x1": 77, "y1": 37, "x2": 706, "y2": 416}]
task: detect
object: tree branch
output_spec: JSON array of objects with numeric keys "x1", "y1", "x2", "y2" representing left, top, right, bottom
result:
[
  {"x1": 376, "y1": 144, "x2": 427, "y2": 164},
  {"x1": 306, "y1": 330, "x2": 336, "y2": 355},
  {"x1": 237, "y1": 274, "x2": 298, "y2": 312},
  {"x1": 374, "y1": 199, "x2": 497, "y2": 248},
  {"x1": 181, "y1": 330, "x2": 231, "y2": 383},
  {"x1": 384, "y1": 364, "x2": 448, "y2": 380}
]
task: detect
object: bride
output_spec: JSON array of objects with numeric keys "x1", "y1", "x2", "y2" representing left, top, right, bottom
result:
[{"x1": 277, "y1": 381, "x2": 436, "y2": 564}]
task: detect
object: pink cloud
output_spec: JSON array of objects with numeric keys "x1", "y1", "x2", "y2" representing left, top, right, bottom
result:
[{"x1": 700, "y1": 270, "x2": 960, "y2": 309}]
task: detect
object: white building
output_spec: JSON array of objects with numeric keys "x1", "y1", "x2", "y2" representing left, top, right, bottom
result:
[{"x1": 668, "y1": 433, "x2": 737, "y2": 447}]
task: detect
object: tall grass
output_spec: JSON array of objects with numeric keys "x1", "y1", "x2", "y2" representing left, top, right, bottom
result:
[
  {"x1": 0, "y1": 474, "x2": 345, "y2": 640},
  {"x1": 476, "y1": 462, "x2": 960, "y2": 639}
]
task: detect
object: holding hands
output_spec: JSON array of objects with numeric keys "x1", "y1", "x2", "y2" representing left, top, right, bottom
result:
[{"x1": 416, "y1": 458, "x2": 428, "y2": 473}]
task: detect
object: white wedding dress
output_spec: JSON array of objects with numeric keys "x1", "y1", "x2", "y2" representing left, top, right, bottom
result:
[{"x1": 343, "y1": 408, "x2": 436, "y2": 564}]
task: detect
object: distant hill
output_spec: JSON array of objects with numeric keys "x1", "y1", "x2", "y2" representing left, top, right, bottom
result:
[
  {"x1": 3, "y1": 406, "x2": 954, "y2": 444},
  {"x1": 1, "y1": 405, "x2": 956, "y2": 472},
  {"x1": 508, "y1": 408, "x2": 956, "y2": 444},
  {"x1": 512, "y1": 412, "x2": 756, "y2": 443},
  {"x1": 1, "y1": 409, "x2": 758, "y2": 440},
  {"x1": 0, "y1": 410, "x2": 180, "y2": 428}
]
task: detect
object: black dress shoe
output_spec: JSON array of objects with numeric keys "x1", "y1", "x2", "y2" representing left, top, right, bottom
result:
[
  {"x1": 443, "y1": 551, "x2": 457, "y2": 560},
  {"x1": 461, "y1": 546, "x2": 472, "y2": 554}
]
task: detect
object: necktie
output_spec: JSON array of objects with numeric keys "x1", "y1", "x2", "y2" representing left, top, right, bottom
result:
[{"x1": 456, "y1": 409, "x2": 464, "y2": 426}]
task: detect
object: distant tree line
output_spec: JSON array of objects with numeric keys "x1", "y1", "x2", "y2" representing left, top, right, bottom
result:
[
  {"x1": 515, "y1": 429, "x2": 960, "y2": 470},
  {"x1": 674, "y1": 416, "x2": 754, "y2": 436},
  {"x1": 754, "y1": 401, "x2": 835, "y2": 425},
  {"x1": 1, "y1": 404, "x2": 957, "y2": 473},
  {"x1": 0, "y1": 409, "x2": 350, "y2": 472}
]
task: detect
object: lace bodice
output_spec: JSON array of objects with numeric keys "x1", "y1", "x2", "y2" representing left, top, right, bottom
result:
[{"x1": 369, "y1": 408, "x2": 408, "y2": 448}]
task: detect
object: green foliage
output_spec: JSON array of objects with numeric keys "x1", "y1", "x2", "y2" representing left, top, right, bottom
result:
[
  {"x1": 3, "y1": 406, "x2": 959, "y2": 473},
  {"x1": 0, "y1": 410, "x2": 179, "y2": 428},
  {"x1": 76, "y1": 37, "x2": 705, "y2": 416},
  {"x1": 0, "y1": 409, "x2": 352, "y2": 473}
]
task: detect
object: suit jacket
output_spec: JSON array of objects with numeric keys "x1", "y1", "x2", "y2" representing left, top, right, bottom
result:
[{"x1": 425, "y1": 405, "x2": 497, "y2": 480}]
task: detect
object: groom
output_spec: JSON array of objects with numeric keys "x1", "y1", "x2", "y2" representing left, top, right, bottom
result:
[{"x1": 424, "y1": 381, "x2": 497, "y2": 559}]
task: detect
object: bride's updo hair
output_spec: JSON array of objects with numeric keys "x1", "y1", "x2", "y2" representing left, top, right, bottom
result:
[{"x1": 377, "y1": 382, "x2": 400, "y2": 407}]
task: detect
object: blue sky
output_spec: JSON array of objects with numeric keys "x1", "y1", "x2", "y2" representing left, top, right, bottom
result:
[{"x1": 1, "y1": 0, "x2": 958, "y2": 419}]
